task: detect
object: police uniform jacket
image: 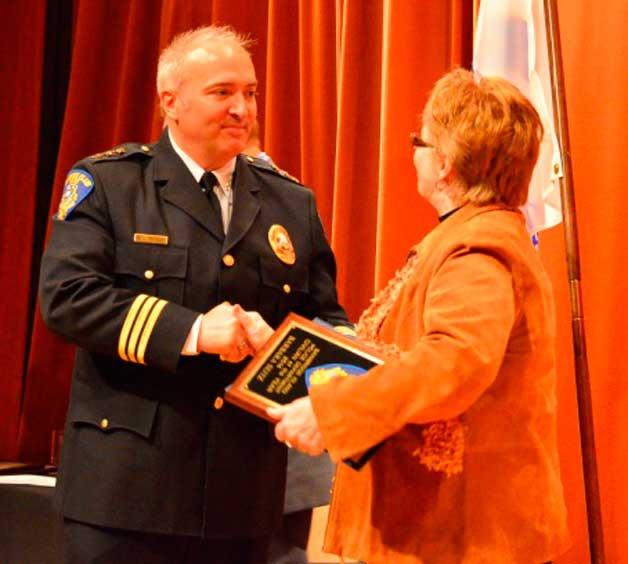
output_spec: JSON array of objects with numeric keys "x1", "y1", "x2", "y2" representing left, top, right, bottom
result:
[{"x1": 39, "y1": 131, "x2": 349, "y2": 538}]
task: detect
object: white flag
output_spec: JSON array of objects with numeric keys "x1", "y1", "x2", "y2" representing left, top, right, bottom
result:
[{"x1": 473, "y1": 0, "x2": 562, "y2": 234}]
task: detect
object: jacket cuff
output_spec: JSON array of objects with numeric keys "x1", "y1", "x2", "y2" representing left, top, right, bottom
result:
[{"x1": 116, "y1": 294, "x2": 199, "y2": 373}]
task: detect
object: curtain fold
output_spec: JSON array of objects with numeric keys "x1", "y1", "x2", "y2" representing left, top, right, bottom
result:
[
  {"x1": 0, "y1": 0, "x2": 47, "y2": 460},
  {"x1": 264, "y1": 0, "x2": 302, "y2": 176},
  {"x1": 297, "y1": 0, "x2": 338, "y2": 230},
  {"x1": 330, "y1": 0, "x2": 384, "y2": 318}
]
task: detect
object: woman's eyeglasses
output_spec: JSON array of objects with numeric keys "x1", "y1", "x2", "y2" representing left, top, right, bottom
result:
[{"x1": 410, "y1": 132, "x2": 435, "y2": 150}]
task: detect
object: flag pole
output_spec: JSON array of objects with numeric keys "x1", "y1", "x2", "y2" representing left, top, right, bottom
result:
[{"x1": 543, "y1": 0, "x2": 606, "y2": 561}]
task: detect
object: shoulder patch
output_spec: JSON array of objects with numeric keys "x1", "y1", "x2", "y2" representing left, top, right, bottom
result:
[
  {"x1": 89, "y1": 143, "x2": 153, "y2": 162},
  {"x1": 57, "y1": 169, "x2": 95, "y2": 220},
  {"x1": 243, "y1": 154, "x2": 302, "y2": 185}
]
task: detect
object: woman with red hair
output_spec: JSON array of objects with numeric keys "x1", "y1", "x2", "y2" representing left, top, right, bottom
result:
[{"x1": 268, "y1": 69, "x2": 570, "y2": 564}]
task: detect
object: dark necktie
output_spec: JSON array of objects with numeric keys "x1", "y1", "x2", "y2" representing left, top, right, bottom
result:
[
  {"x1": 199, "y1": 171, "x2": 225, "y2": 234},
  {"x1": 199, "y1": 171, "x2": 221, "y2": 212},
  {"x1": 199, "y1": 171, "x2": 218, "y2": 195}
]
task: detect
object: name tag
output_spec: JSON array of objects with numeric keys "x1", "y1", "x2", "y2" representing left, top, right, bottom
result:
[{"x1": 133, "y1": 233, "x2": 169, "y2": 246}]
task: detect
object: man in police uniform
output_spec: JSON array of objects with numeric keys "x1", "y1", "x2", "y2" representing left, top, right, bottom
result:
[{"x1": 40, "y1": 26, "x2": 350, "y2": 564}]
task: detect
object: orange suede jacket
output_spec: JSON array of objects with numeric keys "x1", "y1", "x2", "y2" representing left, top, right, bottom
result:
[{"x1": 310, "y1": 204, "x2": 570, "y2": 564}]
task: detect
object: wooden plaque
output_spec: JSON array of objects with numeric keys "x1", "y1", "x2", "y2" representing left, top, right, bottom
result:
[{"x1": 225, "y1": 313, "x2": 384, "y2": 422}]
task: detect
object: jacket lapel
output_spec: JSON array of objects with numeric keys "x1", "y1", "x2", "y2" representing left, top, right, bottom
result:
[
  {"x1": 223, "y1": 156, "x2": 261, "y2": 253},
  {"x1": 152, "y1": 132, "x2": 224, "y2": 242}
]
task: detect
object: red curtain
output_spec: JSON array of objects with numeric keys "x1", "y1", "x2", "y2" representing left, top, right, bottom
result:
[
  {"x1": 2, "y1": 1, "x2": 627, "y2": 562},
  {"x1": 0, "y1": 0, "x2": 46, "y2": 462}
]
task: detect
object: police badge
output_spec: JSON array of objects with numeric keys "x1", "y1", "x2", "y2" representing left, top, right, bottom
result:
[{"x1": 267, "y1": 224, "x2": 296, "y2": 265}]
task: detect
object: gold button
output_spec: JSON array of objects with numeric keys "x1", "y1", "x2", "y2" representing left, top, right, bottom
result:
[
  {"x1": 282, "y1": 284, "x2": 291, "y2": 294},
  {"x1": 214, "y1": 397, "x2": 224, "y2": 410},
  {"x1": 246, "y1": 155, "x2": 254, "y2": 163},
  {"x1": 141, "y1": 145, "x2": 150, "y2": 152},
  {"x1": 222, "y1": 254, "x2": 235, "y2": 267},
  {"x1": 553, "y1": 163, "x2": 560, "y2": 175},
  {"x1": 100, "y1": 418, "x2": 109, "y2": 429},
  {"x1": 144, "y1": 269, "x2": 154, "y2": 280}
]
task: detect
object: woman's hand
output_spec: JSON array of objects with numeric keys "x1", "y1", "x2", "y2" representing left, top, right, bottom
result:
[{"x1": 267, "y1": 397, "x2": 325, "y2": 456}]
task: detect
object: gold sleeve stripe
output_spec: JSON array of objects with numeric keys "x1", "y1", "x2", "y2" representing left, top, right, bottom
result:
[
  {"x1": 126, "y1": 296, "x2": 159, "y2": 363},
  {"x1": 118, "y1": 294, "x2": 150, "y2": 361},
  {"x1": 136, "y1": 299, "x2": 168, "y2": 365}
]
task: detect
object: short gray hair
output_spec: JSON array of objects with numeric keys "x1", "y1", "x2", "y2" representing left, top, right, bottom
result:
[{"x1": 156, "y1": 25, "x2": 254, "y2": 95}]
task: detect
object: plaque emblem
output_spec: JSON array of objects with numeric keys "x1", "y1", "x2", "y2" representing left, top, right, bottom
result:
[
  {"x1": 268, "y1": 224, "x2": 296, "y2": 265},
  {"x1": 305, "y1": 363, "x2": 366, "y2": 388}
]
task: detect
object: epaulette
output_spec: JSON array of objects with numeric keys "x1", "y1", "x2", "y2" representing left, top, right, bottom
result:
[
  {"x1": 89, "y1": 143, "x2": 154, "y2": 162},
  {"x1": 242, "y1": 154, "x2": 302, "y2": 185}
]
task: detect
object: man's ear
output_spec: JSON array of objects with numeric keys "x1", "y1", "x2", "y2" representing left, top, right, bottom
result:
[{"x1": 160, "y1": 91, "x2": 178, "y2": 121}]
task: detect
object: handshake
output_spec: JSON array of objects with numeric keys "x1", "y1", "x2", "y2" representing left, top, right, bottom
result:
[{"x1": 197, "y1": 302, "x2": 274, "y2": 363}]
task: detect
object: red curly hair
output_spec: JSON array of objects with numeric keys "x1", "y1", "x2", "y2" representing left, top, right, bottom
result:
[{"x1": 423, "y1": 68, "x2": 544, "y2": 207}]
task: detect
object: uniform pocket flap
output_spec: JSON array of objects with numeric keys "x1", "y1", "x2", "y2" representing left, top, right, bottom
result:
[
  {"x1": 69, "y1": 394, "x2": 158, "y2": 439},
  {"x1": 114, "y1": 242, "x2": 188, "y2": 281},
  {"x1": 259, "y1": 255, "x2": 309, "y2": 292}
]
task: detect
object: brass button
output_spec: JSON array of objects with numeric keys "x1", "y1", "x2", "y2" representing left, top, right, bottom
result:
[
  {"x1": 144, "y1": 269, "x2": 155, "y2": 280},
  {"x1": 553, "y1": 163, "x2": 560, "y2": 175},
  {"x1": 214, "y1": 397, "x2": 224, "y2": 410},
  {"x1": 222, "y1": 254, "x2": 235, "y2": 267},
  {"x1": 282, "y1": 284, "x2": 291, "y2": 294},
  {"x1": 100, "y1": 418, "x2": 109, "y2": 429},
  {"x1": 245, "y1": 155, "x2": 254, "y2": 163},
  {"x1": 141, "y1": 145, "x2": 150, "y2": 152}
]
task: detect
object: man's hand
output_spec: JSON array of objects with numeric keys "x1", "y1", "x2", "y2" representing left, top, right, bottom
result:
[
  {"x1": 197, "y1": 302, "x2": 253, "y2": 362},
  {"x1": 267, "y1": 397, "x2": 325, "y2": 456},
  {"x1": 235, "y1": 308, "x2": 274, "y2": 353}
]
